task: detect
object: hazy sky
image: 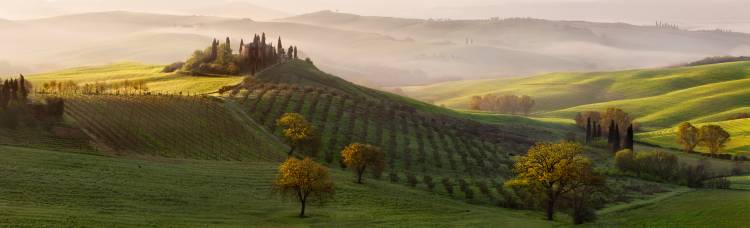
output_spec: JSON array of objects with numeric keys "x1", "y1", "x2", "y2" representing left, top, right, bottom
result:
[{"x1": 2, "y1": 0, "x2": 749, "y2": 32}]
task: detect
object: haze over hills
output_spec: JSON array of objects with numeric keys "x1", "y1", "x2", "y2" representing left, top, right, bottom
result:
[{"x1": 1, "y1": 10, "x2": 750, "y2": 87}]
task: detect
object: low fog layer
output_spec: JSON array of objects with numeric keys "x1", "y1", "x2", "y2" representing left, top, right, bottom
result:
[{"x1": 0, "y1": 10, "x2": 749, "y2": 86}]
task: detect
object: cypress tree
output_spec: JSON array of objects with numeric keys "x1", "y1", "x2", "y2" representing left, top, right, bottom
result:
[
  {"x1": 612, "y1": 124, "x2": 621, "y2": 153},
  {"x1": 293, "y1": 46, "x2": 298, "y2": 59},
  {"x1": 607, "y1": 120, "x2": 615, "y2": 145},
  {"x1": 19, "y1": 74, "x2": 27, "y2": 101},
  {"x1": 239, "y1": 39, "x2": 244, "y2": 54},
  {"x1": 585, "y1": 118, "x2": 591, "y2": 144},
  {"x1": 625, "y1": 124, "x2": 634, "y2": 151},
  {"x1": 277, "y1": 37, "x2": 284, "y2": 57}
]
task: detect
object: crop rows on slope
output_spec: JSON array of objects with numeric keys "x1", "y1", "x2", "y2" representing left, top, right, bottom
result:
[
  {"x1": 62, "y1": 94, "x2": 278, "y2": 161},
  {"x1": 0, "y1": 128, "x2": 92, "y2": 153},
  {"x1": 237, "y1": 83, "x2": 522, "y2": 204}
]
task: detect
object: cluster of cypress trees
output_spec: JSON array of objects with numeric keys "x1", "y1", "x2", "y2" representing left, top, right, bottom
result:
[
  {"x1": 0, "y1": 74, "x2": 29, "y2": 109},
  {"x1": 182, "y1": 33, "x2": 302, "y2": 76},
  {"x1": 239, "y1": 33, "x2": 299, "y2": 74},
  {"x1": 584, "y1": 117, "x2": 634, "y2": 152}
]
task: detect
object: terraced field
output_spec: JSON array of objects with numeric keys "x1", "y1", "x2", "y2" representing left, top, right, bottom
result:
[
  {"x1": 637, "y1": 119, "x2": 750, "y2": 155},
  {"x1": 27, "y1": 63, "x2": 244, "y2": 94}
]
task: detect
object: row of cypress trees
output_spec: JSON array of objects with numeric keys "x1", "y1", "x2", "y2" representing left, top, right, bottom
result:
[
  {"x1": 0, "y1": 74, "x2": 29, "y2": 109},
  {"x1": 584, "y1": 117, "x2": 634, "y2": 152}
]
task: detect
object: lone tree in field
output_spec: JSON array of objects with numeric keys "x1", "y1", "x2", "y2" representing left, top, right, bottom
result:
[
  {"x1": 273, "y1": 157, "x2": 334, "y2": 218},
  {"x1": 677, "y1": 122, "x2": 700, "y2": 153},
  {"x1": 698, "y1": 125, "x2": 731, "y2": 155},
  {"x1": 341, "y1": 143, "x2": 385, "y2": 184},
  {"x1": 277, "y1": 113, "x2": 321, "y2": 156},
  {"x1": 506, "y1": 142, "x2": 592, "y2": 221}
]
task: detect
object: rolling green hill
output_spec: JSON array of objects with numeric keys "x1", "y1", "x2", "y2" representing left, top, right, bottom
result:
[{"x1": 403, "y1": 61, "x2": 750, "y2": 117}]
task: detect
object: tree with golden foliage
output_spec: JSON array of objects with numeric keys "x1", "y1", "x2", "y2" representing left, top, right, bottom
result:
[
  {"x1": 341, "y1": 143, "x2": 385, "y2": 184},
  {"x1": 277, "y1": 113, "x2": 321, "y2": 156},
  {"x1": 676, "y1": 122, "x2": 700, "y2": 153},
  {"x1": 698, "y1": 125, "x2": 731, "y2": 154},
  {"x1": 273, "y1": 157, "x2": 334, "y2": 218},
  {"x1": 506, "y1": 142, "x2": 592, "y2": 221}
]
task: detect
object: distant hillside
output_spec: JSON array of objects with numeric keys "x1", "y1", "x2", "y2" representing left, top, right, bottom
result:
[
  {"x1": 189, "y1": 2, "x2": 289, "y2": 21},
  {"x1": 5, "y1": 10, "x2": 750, "y2": 86},
  {"x1": 404, "y1": 61, "x2": 750, "y2": 127}
]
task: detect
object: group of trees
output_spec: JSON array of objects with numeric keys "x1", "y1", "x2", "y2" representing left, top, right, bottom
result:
[
  {"x1": 469, "y1": 94, "x2": 535, "y2": 115},
  {"x1": 182, "y1": 34, "x2": 301, "y2": 76},
  {"x1": 0, "y1": 75, "x2": 65, "y2": 129},
  {"x1": 677, "y1": 122, "x2": 731, "y2": 155},
  {"x1": 506, "y1": 142, "x2": 606, "y2": 224},
  {"x1": 273, "y1": 113, "x2": 386, "y2": 217},
  {"x1": 576, "y1": 108, "x2": 635, "y2": 152},
  {"x1": 40, "y1": 80, "x2": 149, "y2": 95},
  {"x1": 1, "y1": 75, "x2": 29, "y2": 109}
]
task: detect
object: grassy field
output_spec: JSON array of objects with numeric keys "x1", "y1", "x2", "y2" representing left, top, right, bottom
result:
[
  {"x1": 26, "y1": 63, "x2": 244, "y2": 94},
  {"x1": 0, "y1": 145, "x2": 556, "y2": 227},
  {"x1": 637, "y1": 119, "x2": 750, "y2": 155},
  {"x1": 596, "y1": 188, "x2": 750, "y2": 227}
]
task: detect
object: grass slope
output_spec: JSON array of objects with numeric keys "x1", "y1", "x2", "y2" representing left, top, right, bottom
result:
[
  {"x1": 636, "y1": 119, "x2": 750, "y2": 155},
  {"x1": 0, "y1": 145, "x2": 554, "y2": 227},
  {"x1": 402, "y1": 61, "x2": 750, "y2": 118},
  {"x1": 27, "y1": 63, "x2": 244, "y2": 94},
  {"x1": 597, "y1": 188, "x2": 750, "y2": 227}
]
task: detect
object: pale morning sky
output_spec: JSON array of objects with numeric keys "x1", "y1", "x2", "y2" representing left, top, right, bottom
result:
[{"x1": 2, "y1": 0, "x2": 749, "y2": 32}]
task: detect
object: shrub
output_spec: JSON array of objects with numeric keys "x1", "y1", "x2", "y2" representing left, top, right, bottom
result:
[
  {"x1": 423, "y1": 175, "x2": 435, "y2": 191},
  {"x1": 477, "y1": 181, "x2": 491, "y2": 196},
  {"x1": 441, "y1": 177, "x2": 454, "y2": 195},
  {"x1": 389, "y1": 173, "x2": 400, "y2": 183},
  {"x1": 679, "y1": 162, "x2": 710, "y2": 188},
  {"x1": 495, "y1": 185, "x2": 520, "y2": 208},
  {"x1": 705, "y1": 177, "x2": 731, "y2": 189},
  {"x1": 615, "y1": 149, "x2": 636, "y2": 173},
  {"x1": 463, "y1": 187, "x2": 475, "y2": 200},
  {"x1": 406, "y1": 173, "x2": 418, "y2": 187},
  {"x1": 162, "y1": 62, "x2": 185, "y2": 73},
  {"x1": 637, "y1": 151, "x2": 678, "y2": 180}
]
